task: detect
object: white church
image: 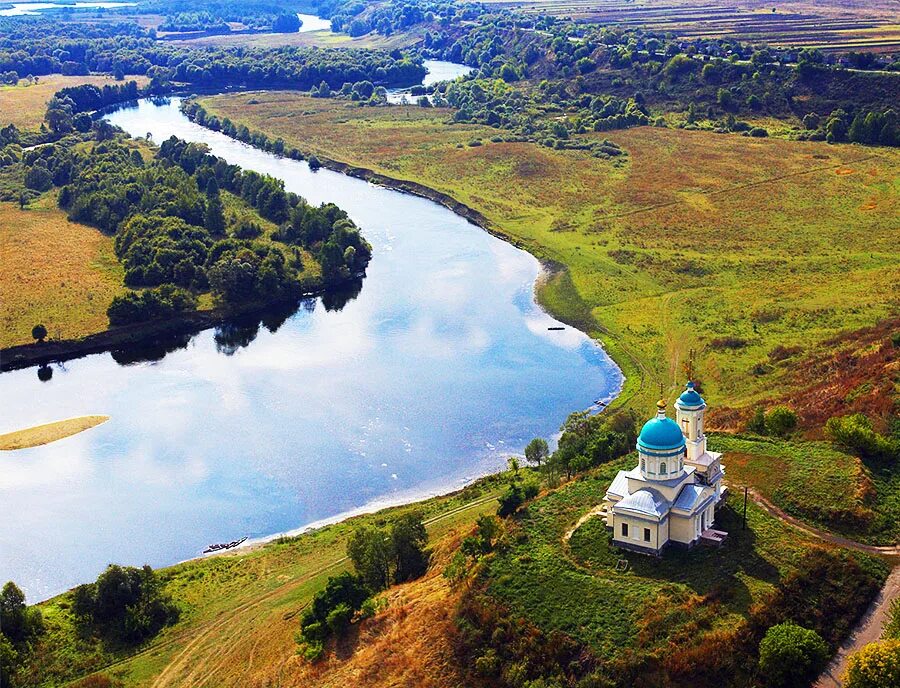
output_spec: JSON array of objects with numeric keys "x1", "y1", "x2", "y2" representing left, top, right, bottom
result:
[{"x1": 602, "y1": 381, "x2": 727, "y2": 555}]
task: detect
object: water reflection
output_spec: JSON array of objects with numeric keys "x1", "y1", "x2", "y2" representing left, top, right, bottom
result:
[{"x1": 0, "y1": 98, "x2": 622, "y2": 601}]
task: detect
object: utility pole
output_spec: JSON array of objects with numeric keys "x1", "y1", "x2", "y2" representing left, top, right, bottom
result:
[{"x1": 742, "y1": 486, "x2": 748, "y2": 530}]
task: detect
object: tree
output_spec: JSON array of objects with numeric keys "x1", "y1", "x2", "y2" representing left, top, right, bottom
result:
[
  {"x1": 758, "y1": 622, "x2": 829, "y2": 688},
  {"x1": 843, "y1": 639, "x2": 900, "y2": 688},
  {"x1": 204, "y1": 177, "x2": 225, "y2": 235},
  {"x1": 497, "y1": 484, "x2": 524, "y2": 517},
  {"x1": 31, "y1": 324, "x2": 47, "y2": 343},
  {"x1": 24, "y1": 162, "x2": 52, "y2": 191},
  {"x1": 524, "y1": 437, "x2": 549, "y2": 467},
  {"x1": 390, "y1": 512, "x2": 428, "y2": 584},
  {"x1": 507, "y1": 456, "x2": 520, "y2": 476},
  {"x1": 272, "y1": 13, "x2": 301, "y2": 33},
  {"x1": 0, "y1": 582, "x2": 27, "y2": 642},
  {"x1": 347, "y1": 526, "x2": 392, "y2": 591},
  {"x1": 765, "y1": 405, "x2": 797, "y2": 437}
]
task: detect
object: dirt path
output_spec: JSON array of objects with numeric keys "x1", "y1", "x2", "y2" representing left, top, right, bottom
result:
[
  {"x1": 743, "y1": 487, "x2": 899, "y2": 688},
  {"x1": 815, "y1": 566, "x2": 900, "y2": 688},
  {"x1": 746, "y1": 488, "x2": 900, "y2": 555},
  {"x1": 147, "y1": 492, "x2": 499, "y2": 688}
]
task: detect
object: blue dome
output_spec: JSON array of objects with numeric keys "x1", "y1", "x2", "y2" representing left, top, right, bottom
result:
[
  {"x1": 676, "y1": 381, "x2": 705, "y2": 409},
  {"x1": 638, "y1": 414, "x2": 686, "y2": 451}
]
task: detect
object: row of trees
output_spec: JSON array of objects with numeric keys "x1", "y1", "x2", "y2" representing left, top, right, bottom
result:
[{"x1": 0, "y1": 19, "x2": 427, "y2": 91}]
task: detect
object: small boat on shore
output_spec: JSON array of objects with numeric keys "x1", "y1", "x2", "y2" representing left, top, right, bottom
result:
[
  {"x1": 202, "y1": 536, "x2": 248, "y2": 554},
  {"x1": 547, "y1": 326, "x2": 565, "y2": 331}
]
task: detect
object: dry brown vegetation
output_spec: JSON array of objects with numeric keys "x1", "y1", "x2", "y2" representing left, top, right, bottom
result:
[
  {"x1": 0, "y1": 74, "x2": 150, "y2": 131},
  {"x1": 496, "y1": 0, "x2": 900, "y2": 52},
  {"x1": 0, "y1": 196, "x2": 125, "y2": 348},
  {"x1": 0, "y1": 415, "x2": 110, "y2": 450}
]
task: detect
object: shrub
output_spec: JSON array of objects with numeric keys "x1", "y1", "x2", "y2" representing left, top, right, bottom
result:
[
  {"x1": 497, "y1": 484, "x2": 525, "y2": 517},
  {"x1": 31, "y1": 324, "x2": 47, "y2": 342},
  {"x1": 758, "y1": 622, "x2": 829, "y2": 687},
  {"x1": 749, "y1": 127, "x2": 769, "y2": 137},
  {"x1": 825, "y1": 414, "x2": 899, "y2": 462},
  {"x1": 298, "y1": 572, "x2": 369, "y2": 654},
  {"x1": 842, "y1": 639, "x2": 900, "y2": 688},
  {"x1": 765, "y1": 406, "x2": 798, "y2": 438},
  {"x1": 746, "y1": 407, "x2": 767, "y2": 434}
]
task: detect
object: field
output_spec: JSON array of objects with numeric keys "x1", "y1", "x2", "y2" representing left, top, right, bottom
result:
[
  {"x1": 710, "y1": 434, "x2": 900, "y2": 546},
  {"x1": 22, "y1": 475, "x2": 505, "y2": 687},
  {"x1": 0, "y1": 195, "x2": 126, "y2": 348},
  {"x1": 197, "y1": 93, "x2": 900, "y2": 417},
  {"x1": 0, "y1": 415, "x2": 109, "y2": 450},
  {"x1": 166, "y1": 27, "x2": 421, "y2": 49},
  {"x1": 0, "y1": 74, "x2": 150, "y2": 131},
  {"x1": 492, "y1": 0, "x2": 900, "y2": 53}
]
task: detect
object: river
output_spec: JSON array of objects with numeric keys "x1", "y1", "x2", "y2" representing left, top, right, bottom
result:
[
  {"x1": 0, "y1": 97, "x2": 622, "y2": 601},
  {"x1": 0, "y1": 2, "x2": 134, "y2": 16}
]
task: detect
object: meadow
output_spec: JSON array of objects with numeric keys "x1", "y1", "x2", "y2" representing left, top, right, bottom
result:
[
  {"x1": 711, "y1": 434, "x2": 900, "y2": 546},
  {"x1": 0, "y1": 74, "x2": 150, "y2": 131},
  {"x1": 0, "y1": 196, "x2": 126, "y2": 348},
  {"x1": 496, "y1": 0, "x2": 900, "y2": 53},
  {"x1": 198, "y1": 93, "x2": 900, "y2": 418}
]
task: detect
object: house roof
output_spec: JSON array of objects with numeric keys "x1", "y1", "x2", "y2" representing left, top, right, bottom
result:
[
  {"x1": 614, "y1": 488, "x2": 670, "y2": 519},
  {"x1": 606, "y1": 470, "x2": 630, "y2": 500},
  {"x1": 672, "y1": 484, "x2": 706, "y2": 512}
]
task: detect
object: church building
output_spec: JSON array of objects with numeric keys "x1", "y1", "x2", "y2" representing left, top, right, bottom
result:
[{"x1": 602, "y1": 382, "x2": 726, "y2": 555}]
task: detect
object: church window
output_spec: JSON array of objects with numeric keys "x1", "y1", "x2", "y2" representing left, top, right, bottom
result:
[
  {"x1": 640, "y1": 457, "x2": 645, "y2": 471},
  {"x1": 643, "y1": 528, "x2": 651, "y2": 542},
  {"x1": 659, "y1": 461, "x2": 667, "y2": 475},
  {"x1": 621, "y1": 523, "x2": 628, "y2": 537}
]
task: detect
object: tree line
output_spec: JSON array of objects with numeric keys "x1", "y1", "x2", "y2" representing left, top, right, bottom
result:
[{"x1": 21, "y1": 111, "x2": 371, "y2": 326}]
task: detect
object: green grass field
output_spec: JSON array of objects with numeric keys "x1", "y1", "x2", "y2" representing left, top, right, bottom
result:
[
  {"x1": 711, "y1": 434, "x2": 900, "y2": 545},
  {"x1": 198, "y1": 93, "x2": 900, "y2": 417},
  {"x1": 0, "y1": 74, "x2": 150, "y2": 132}
]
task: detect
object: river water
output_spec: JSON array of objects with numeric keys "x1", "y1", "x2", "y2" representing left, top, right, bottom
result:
[
  {"x1": 0, "y1": 97, "x2": 622, "y2": 601},
  {"x1": 296, "y1": 12, "x2": 331, "y2": 33},
  {"x1": 0, "y1": 2, "x2": 134, "y2": 16}
]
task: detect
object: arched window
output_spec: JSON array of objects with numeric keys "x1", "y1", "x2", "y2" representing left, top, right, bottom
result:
[
  {"x1": 659, "y1": 461, "x2": 667, "y2": 475},
  {"x1": 640, "y1": 457, "x2": 646, "y2": 471}
]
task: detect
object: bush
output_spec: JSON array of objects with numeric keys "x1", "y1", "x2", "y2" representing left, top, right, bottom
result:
[
  {"x1": 107, "y1": 285, "x2": 197, "y2": 326},
  {"x1": 758, "y1": 622, "x2": 829, "y2": 687},
  {"x1": 497, "y1": 484, "x2": 524, "y2": 517},
  {"x1": 297, "y1": 572, "x2": 369, "y2": 657},
  {"x1": 826, "y1": 414, "x2": 899, "y2": 462},
  {"x1": 843, "y1": 639, "x2": 900, "y2": 688},
  {"x1": 765, "y1": 406, "x2": 798, "y2": 438}
]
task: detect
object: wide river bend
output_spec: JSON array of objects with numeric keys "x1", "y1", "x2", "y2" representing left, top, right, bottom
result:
[{"x1": 0, "y1": 97, "x2": 622, "y2": 600}]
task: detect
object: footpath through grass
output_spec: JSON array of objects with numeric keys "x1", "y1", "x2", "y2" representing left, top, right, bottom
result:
[
  {"x1": 23, "y1": 475, "x2": 504, "y2": 687},
  {"x1": 198, "y1": 93, "x2": 900, "y2": 414},
  {"x1": 711, "y1": 434, "x2": 900, "y2": 546}
]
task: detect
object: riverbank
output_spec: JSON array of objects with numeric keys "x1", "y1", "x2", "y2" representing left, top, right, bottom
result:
[
  {"x1": 0, "y1": 291, "x2": 324, "y2": 371},
  {"x1": 195, "y1": 91, "x2": 900, "y2": 419}
]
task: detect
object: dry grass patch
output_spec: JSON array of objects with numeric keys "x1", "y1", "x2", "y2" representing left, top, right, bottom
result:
[
  {"x1": 0, "y1": 197, "x2": 125, "y2": 347},
  {"x1": 0, "y1": 415, "x2": 109, "y2": 450},
  {"x1": 0, "y1": 74, "x2": 150, "y2": 131}
]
